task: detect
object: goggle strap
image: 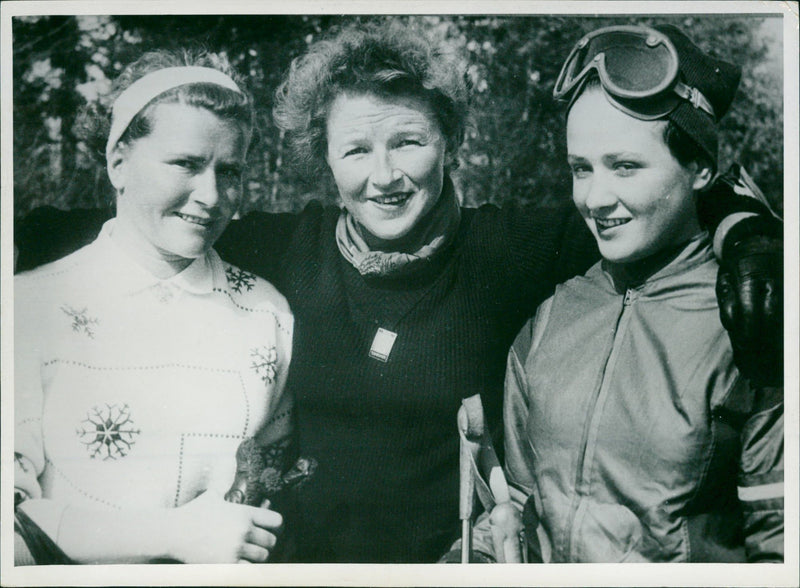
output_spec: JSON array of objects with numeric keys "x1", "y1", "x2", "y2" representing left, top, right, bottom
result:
[{"x1": 672, "y1": 81, "x2": 716, "y2": 120}]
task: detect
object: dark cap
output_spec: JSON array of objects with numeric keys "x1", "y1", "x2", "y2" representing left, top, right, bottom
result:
[{"x1": 655, "y1": 24, "x2": 741, "y2": 169}]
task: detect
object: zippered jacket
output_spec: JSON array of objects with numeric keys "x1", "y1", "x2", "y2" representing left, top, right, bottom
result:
[{"x1": 472, "y1": 234, "x2": 783, "y2": 562}]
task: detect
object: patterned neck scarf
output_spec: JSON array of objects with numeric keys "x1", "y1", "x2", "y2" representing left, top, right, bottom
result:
[{"x1": 335, "y1": 177, "x2": 461, "y2": 278}]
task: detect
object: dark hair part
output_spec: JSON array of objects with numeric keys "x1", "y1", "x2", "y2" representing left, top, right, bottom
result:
[
  {"x1": 570, "y1": 77, "x2": 711, "y2": 173},
  {"x1": 79, "y1": 48, "x2": 255, "y2": 163},
  {"x1": 273, "y1": 21, "x2": 470, "y2": 177}
]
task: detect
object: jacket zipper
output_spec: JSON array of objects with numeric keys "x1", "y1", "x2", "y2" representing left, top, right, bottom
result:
[{"x1": 563, "y1": 287, "x2": 637, "y2": 561}]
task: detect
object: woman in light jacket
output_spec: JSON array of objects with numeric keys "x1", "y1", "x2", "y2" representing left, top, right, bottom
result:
[{"x1": 470, "y1": 24, "x2": 783, "y2": 562}]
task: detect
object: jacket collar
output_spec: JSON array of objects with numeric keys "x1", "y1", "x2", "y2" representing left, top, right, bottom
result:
[{"x1": 603, "y1": 232, "x2": 714, "y2": 293}]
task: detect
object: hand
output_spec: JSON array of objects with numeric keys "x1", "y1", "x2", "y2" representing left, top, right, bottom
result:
[
  {"x1": 717, "y1": 231, "x2": 783, "y2": 387},
  {"x1": 167, "y1": 490, "x2": 283, "y2": 564}
]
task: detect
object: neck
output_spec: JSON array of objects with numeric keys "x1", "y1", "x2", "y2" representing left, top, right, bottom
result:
[
  {"x1": 110, "y1": 216, "x2": 193, "y2": 279},
  {"x1": 605, "y1": 231, "x2": 706, "y2": 290}
]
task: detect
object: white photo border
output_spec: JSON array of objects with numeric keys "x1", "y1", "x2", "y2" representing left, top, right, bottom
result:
[{"x1": 1, "y1": 1, "x2": 797, "y2": 586}]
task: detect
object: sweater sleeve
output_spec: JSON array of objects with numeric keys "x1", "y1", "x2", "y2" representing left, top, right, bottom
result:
[
  {"x1": 500, "y1": 200, "x2": 599, "y2": 311},
  {"x1": 737, "y1": 385, "x2": 784, "y2": 562},
  {"x1": 14, "y1": 284, "x2": 47, "y2": 504},
  {"x1": 14, "y1": 275, "x2": 73, "y2": 551},
  {"x1": 214, "y1": 202, "x2": 326, "y2": 286}
]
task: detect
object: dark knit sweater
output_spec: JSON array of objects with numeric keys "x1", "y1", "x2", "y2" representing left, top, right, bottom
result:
[{"x1": 214, "y1": 199, "x2": 598, "y2": 562}]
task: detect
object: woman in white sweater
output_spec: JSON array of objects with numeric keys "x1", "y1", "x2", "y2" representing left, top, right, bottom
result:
[{"x1": 14, "y1": 49, "x2": 293, "y2": 565}]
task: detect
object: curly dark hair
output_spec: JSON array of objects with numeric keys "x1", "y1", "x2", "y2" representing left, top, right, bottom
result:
[
  {"x1": 79, "y1": 48, "x2": 255, "y2": 163},
  {"x1": 273, "y1": 21, "x2": 471, "y2": 178}
]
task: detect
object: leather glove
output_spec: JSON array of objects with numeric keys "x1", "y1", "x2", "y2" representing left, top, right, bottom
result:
[{"x1": 716, "y1": 217, "x2": 783, "y2": 387}]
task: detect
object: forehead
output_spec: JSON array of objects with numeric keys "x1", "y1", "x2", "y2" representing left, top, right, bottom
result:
[
  {"x1": 139, "y1": 103, "x2": 248, "y2": 152},
  {"x1": 326, "y1": 92, "x2": 441, "y2": 138},
  {"x1": 566, "y1": 89, "x2": 668, "y2": 155}
]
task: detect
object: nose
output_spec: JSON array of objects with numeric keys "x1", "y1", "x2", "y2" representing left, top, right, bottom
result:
[
  {"x1": 369, "y1": 149, "x2": 402, "y2": 189},
  {"x1": 192, "y1": 168, "x2": 221, "y2": 208},
  {"x1": 581, "y1": 170, "x2": 618, "y2": 213}
]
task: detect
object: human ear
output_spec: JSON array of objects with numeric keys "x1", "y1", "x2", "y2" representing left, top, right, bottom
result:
[
  {"x1": 106, "y1": 144, "x2": 128, "y2": 194},
  {"x1": 692, "y1": 162, "x2": 713, "y2": 192}
]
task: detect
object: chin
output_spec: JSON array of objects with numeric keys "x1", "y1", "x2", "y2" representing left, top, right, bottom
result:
[
  {"x1": 603, "y1": 246, "x2": 669, "y2": 265},
  {"x1": 598, "y1": 245, "x2": 645, "y2": 265},
  {"x1": 168, "y1": 240, "x2": 214, "y2": 261},
  {"x1": 363, "y1": 221, "x2": 415, "y2": 244}
]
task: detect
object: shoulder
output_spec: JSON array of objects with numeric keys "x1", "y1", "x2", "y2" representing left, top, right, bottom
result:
[
  {"x1": 211, "y1": 252, "x2": 292, "y2": 318},
  {"x1": 556, "y1": 259, "x2": 608, "y2": 292},
  {"x1": 15, "y1": 243, "x2": 100, "y2": 332},
  {"x1": 15, "y1": 241, "x2": 95, "y2": 290},
  {"x1": 510, "y1": 259, "x2": 608, "y2": 357},
  {"x1": 510, "y1": 294, "x2": 557, "y2": 362},
  {"x1": 458, "y1": 203, "x2": 499, "y2": 229}
]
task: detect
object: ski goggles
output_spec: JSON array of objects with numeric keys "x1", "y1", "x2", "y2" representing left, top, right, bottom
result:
[{"x1": 553, "y1": 25, "x2": 716, "y2": 121}]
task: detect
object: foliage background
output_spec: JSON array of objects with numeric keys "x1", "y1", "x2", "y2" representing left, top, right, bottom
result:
[{"x1": 12, "y1": 14, "x2": 784, "y2": 220}]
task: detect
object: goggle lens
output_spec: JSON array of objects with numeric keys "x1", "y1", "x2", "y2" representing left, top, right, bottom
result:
[
  {"x1": 600, "y1": 43, "x2": 673, "y2": 93},
  {"x1": 555, "y1": 26, "x2": 679, "y2": 102}
]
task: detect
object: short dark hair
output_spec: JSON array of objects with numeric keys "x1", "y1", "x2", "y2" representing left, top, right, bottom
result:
[
  {"x1": 273, "y1": 21, "x2": 470, "y2": 177},
  {"x1": 79, "y1": 48, "x2": 254, "y2": 163},
  {"x1": 661, "y1": 121, "x2": 712, "y2": 171}
]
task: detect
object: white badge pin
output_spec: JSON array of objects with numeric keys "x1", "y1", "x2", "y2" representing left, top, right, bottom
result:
[{"x1": 369, "y1": 327, "x2": 398, "y2": 362}]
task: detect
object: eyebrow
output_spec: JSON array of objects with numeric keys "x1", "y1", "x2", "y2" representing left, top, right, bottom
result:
[
  {"x1": 605, "y1": 152, "x2": 642, "y2": 161},
  {"x1": 567, "y1": 152, "x2": 642, "y2": 162},
  {"x1": 163, "y1": 152, "x2": 206, "y2": 160},
  {"x1": 566, "y1": 154, "x2": 588, "y2": 163}
]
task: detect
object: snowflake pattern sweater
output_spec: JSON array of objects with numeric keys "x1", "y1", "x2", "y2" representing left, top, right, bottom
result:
[
  {"x1": 15, "y1": 221, "x2": 294, "y2": 539},
  {"x1": 214, "y1": 196, "x2": 598, "y2": 562}
]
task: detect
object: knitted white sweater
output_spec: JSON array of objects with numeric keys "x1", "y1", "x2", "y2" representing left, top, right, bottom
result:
[{"x1": 15, "y1": 221, "x2": 293, "y2": 534}]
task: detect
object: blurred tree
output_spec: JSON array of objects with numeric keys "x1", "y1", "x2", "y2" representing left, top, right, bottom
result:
[
  {"x1": 12, "y1": 14, "x2": 784, "y2": 220},
  {"x1": 14, "y1": 16, "x2": 91, "y2": 213}
]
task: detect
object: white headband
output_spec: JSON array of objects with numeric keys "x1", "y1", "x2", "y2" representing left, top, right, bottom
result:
[{"x1": 105, "y1": 66, "x2": 242, "y2": 159}]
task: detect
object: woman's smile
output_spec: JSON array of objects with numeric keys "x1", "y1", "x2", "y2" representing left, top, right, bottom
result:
[
  {"x1": 593, "y1": 217, "x2": 632, "y2": 232},
  {"x1": 173, "y1": 211, "x2": 218, "y2": 227},
  {"x1": 368, "y1": 191, "x2": 414, "y2": 207}
]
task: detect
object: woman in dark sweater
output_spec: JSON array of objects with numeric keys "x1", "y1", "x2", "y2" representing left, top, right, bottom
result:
[
  {"x1": 15, "y1": 21, "x2": 781, "y2": 563},
  {"x1": 214, "y1": 23, "x2": 597, "y2": 560}
]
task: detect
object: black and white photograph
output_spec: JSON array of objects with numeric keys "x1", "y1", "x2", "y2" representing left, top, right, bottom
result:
[{"x1": 1, "y1": 1, "x2": 797, "y2": 586}]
